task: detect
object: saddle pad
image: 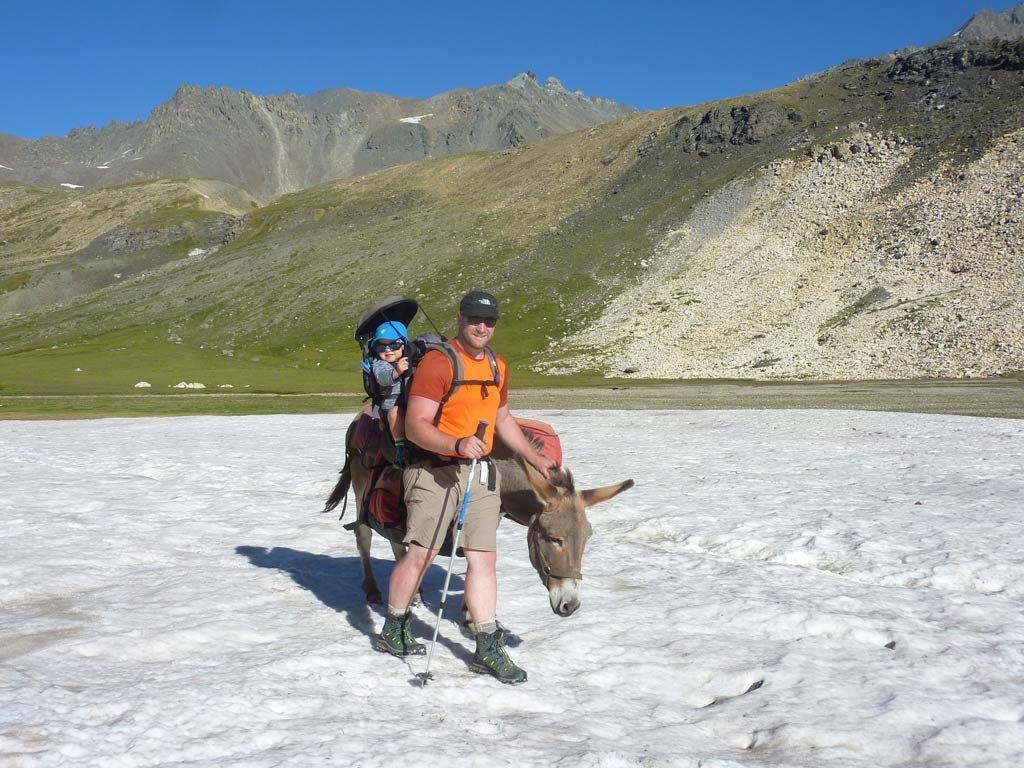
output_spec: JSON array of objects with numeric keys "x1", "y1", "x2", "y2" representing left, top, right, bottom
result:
[
  {"x1": 369, "y1": 465, "x2": 405, "y2": 529},
  {"x1": 352, "y1": 405, "x2": 381, "y2": 458},
  {"x1": 516, "y1": 418, "x2": 563, "y2": 465}
]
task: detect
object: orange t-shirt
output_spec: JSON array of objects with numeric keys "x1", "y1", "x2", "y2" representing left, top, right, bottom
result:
[{"x1": 409, "y1": 342, "x2": 508, "y2": 456}]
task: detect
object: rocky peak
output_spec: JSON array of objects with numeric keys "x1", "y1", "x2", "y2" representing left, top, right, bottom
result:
[
  {"x1": 169, "y1": 83, "x2": 218, "y2": 104},
  {"x1": 544, "y1": 76, "x2": 568, "y2": 93},
  {"x1": 508, "y1": 71, "x2": 540, "y2": 89},
  {"x1": 946, "y1": 3, "x2": 1024, "y2": 42}
]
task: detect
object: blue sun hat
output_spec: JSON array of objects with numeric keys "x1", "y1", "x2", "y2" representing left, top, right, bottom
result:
[{"x1": 372, "y1": 320, "x2": 408, "y2": 347}]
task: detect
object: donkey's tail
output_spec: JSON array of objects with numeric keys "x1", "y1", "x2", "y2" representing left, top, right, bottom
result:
[
  {"x1": 322, "y1": 466, "x2": 351, "y2": 517},
  {"x1": 322, "y1": 419, "x2": 358, "y2": 518}
]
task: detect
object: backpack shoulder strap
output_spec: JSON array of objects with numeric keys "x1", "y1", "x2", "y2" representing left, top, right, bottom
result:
[
  {"x1": 430, "y1": 342, "x2": 462, "y2": 426},
  {"x1": 486, "y1": 347, "x2": 501, "y2": 387},
  {"x1": 429, "y1": 343, "x2": 501, "y2": 426}
]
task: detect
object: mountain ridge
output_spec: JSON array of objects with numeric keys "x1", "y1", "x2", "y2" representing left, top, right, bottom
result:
[{"x1": 0, "y1": 73, "x2": 635, "y2": 201}]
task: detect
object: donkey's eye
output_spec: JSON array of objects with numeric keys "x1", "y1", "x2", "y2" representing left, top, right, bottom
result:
[{"x1": 546, "y1": 536, "x2": 564, "y2": 547}]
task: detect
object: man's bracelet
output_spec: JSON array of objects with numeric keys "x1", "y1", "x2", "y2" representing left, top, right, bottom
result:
[{"x1": 453, "y1": 437, "x2": 464, "y2": 456}]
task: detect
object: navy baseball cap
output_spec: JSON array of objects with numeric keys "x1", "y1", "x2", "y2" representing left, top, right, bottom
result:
[{"x1": 459, "y1": 291, "x2": 500, "y2": 319}]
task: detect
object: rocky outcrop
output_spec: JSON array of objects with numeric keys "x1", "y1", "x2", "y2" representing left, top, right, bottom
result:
[
  {"x1": 673, "y1": 103, "x2": 800, "y2": 156},
  {"x1": 887, "y1": 39, "x2": 1024, "y2": 84}
]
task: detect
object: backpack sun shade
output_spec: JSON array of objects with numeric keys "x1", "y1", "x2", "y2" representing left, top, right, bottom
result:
[
  {"x1": 355, "y1": 295, "x2": 419, "y2": 360},
  {"x1": 356, "y1": 296, "x2": 419, "y2": 405}
]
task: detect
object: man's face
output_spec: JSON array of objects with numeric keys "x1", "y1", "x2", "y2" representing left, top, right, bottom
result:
[{"x1": 457, "y1": 313, "x2": 497, "y2": 351}]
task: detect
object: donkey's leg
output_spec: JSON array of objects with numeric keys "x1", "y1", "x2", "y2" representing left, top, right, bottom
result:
[{"x1": 354, "y1": 523, "x2": 383, "y2": 604}]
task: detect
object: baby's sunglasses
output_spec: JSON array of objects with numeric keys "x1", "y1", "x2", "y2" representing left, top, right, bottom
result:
[{"x1": 375, "y1": 340, "x2": 405, "y2": 352}]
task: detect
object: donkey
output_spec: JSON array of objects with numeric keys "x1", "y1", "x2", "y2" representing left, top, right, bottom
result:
[{"x1": 324, "y1": 411, "x2": 634, "y2": 617}]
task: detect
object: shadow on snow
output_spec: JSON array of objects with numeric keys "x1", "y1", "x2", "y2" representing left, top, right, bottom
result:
[{"x1": 234, "y1": 545, "x2": 474, "y2": 663}]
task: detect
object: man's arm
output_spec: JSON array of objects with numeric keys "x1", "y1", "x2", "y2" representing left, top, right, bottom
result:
[
  {"x1": 405, "y1": 393, "x2": 489, "y2": 459},
  {"x1": 494, "y1": 405, "x2": 557, "y2": 476}
]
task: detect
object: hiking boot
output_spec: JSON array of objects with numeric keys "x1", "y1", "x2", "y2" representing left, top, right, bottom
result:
[
  {"x1": 462, "y1": 618, "x2": 513, "y2": 646},
  {"x1": 376, "y1": 613, "x2": 426, "y2": 657},
  {"x1": 493, "y1": 619, "x2": 512, "y2": 647},
  {"x1": 470, "y1": 630, "x2": 527, "y2": 685}
]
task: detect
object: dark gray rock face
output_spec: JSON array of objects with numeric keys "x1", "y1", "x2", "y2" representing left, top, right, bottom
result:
[
  {"x1": 886, "y1": 39, "x2": 1024, "y2": 84},
  {"x1": 945, "y1": 3, "x2": 1024, "y2": 43},
  {"x1": 0, "y1": 74, "x2": 635, "y2": 200},
  {"x1": 673, "y1": 103, "x2": 797, "y2": 155}
]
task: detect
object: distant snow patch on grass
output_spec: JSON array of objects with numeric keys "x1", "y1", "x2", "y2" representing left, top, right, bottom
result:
[
  {"x1": 172, "y1": 382, "x2": 206, "y2": 389},
  {"x1": 60, "y1": 183, "x2": 84, "y2": 189},
  {"x1": 400, "y1": 114, "x2": 433, "y2": 124},
  {"x1": 0, "y1": 164, "x2": 12, "y2": 170},
  {"x1": 134, "y1": 382, "x2": 152, "y2": 388}
]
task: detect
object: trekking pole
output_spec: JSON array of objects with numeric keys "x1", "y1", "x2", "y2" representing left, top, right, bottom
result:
[{"x1": 417, "y1": 420, "x2": 488, "y2": 686}]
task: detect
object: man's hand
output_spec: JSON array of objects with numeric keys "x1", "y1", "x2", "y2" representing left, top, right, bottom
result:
[
  {"x1": 455, "y1": 434, "x2": 488, "y2": 460},
  {"x1": 494, "y1": 405, "x2": 557, "y2": 477},
  {"x1": 529, "y1": 450, "x2": 557, "y2": 478},
  {"x1": 455, "y1": 421, "x2": 489, "y2": 460}
]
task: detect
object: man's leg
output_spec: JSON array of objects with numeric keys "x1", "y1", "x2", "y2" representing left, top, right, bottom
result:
[
  {"x1": 463, "y1": 548, "x2": 526, "y2": 684},
  {"x1": 389, "y1": 542, "x2": 436, "y2": 610},
  {"x1": 462, "y1": 548, "x2": 496, "y2": 625},
  {"x1": 377, "y1": 543, "x2": 436, "y2": 657}
]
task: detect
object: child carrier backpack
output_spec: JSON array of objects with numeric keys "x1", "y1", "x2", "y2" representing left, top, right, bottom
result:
[
  {"x1": 355, "y1": 296, "x2": 419, "y2": 409},
  {"x1": 354, "y1": 296, "x2": 501, "y2": 423}
]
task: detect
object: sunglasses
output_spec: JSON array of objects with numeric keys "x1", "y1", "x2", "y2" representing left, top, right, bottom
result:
[
  {"x1": 375, "y1": 341, "x2": 405, "y2": 352},
  {"x1": 463, "y1": 315, "x2": 497, "y2": 328}
]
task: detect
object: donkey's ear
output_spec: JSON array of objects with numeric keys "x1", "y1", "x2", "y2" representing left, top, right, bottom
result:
[
  {"x1": 521, "y1": 458, "x2": 559, "y2": 501},
  {"x1": 581, "y1": 479, "x2": 634, "y2": 508}
]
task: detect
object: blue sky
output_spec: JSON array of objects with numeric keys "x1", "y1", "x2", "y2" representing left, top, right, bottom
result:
[{"x1": 1, "y1": 0, "x2": 1011, "y2": 139}]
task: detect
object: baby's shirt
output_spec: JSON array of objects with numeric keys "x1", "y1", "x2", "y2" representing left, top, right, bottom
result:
[{"x1": 371, "y1": 357, "x2": 404, "y2": 409}]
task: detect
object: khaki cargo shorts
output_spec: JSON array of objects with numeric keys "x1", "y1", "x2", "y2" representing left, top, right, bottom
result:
[{"x1": 401, "y1": 460, "x2": 501, "y2": 552}]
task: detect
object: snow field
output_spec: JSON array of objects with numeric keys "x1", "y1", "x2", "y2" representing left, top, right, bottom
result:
[{"x1": 2, "y1": 410, "x2": 1023, "y2": 767}]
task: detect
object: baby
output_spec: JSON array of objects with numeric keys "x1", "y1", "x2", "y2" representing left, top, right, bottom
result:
[{"x1": 370, "y1": 321, "x2": 410, "y2": 464}]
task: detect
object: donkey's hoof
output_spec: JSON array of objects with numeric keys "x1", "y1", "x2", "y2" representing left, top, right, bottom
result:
[{"x1": 366, "y1": 589, "x2": 383, "y2": 605}]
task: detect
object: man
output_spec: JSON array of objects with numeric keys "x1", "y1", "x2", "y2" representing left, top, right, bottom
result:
[{"x1": 376, "y1": 290, "x2": 556, "y2": 684}]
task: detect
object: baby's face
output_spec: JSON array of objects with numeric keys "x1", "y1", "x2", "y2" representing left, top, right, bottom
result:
[{"x1": 376, "y1": 342, "x2": 404, "y2": 362}]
